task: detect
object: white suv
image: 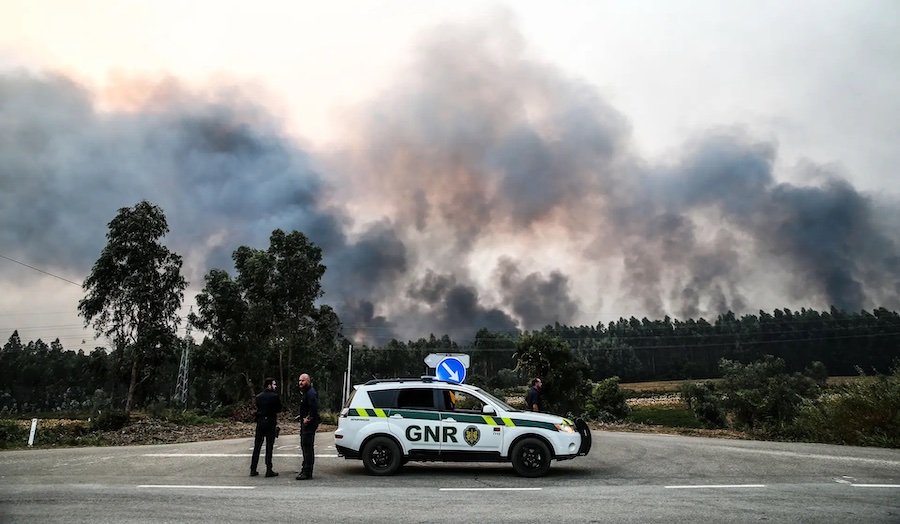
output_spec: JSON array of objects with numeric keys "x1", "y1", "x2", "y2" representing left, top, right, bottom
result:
[{"x1": 334, "y1": 377, "x2": 591, "y2": 477}]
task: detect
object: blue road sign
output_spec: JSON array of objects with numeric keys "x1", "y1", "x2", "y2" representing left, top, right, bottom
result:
[{"x1": 435, "y1": 356, "x2": 466, "y2": 384}]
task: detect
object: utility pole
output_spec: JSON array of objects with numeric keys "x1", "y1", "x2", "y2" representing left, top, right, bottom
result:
[
  {"x1": 175, "y1": 311, "x2": 193, "y2": 408},
  {"x1": 343, "y1": 343, "x2": 353, "y2": 406}
]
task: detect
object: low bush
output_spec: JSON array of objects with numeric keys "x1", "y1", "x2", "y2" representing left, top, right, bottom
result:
[
  {"x1": 0, "y1": 420, "x2": 28, "y2": 448},
  {"x1": 789, "y1": 366, "x2": 900, "y2": 447},
  {"x1": 627, "y1": 405, "x2": 704, "y2": 428},
  {"x1": 229, "y1": 402, "x2": 256, "y2": 423},
  {"x1": 584, "y1": 377, "x2": 630, "y2": 422},
  {"x1": 319, "y1": 411, "x2": 339, "y2": 426},
  {"x1": 680, "y1": 381, "x2": 726, "y2": 428},
  {"x1": 718, "y1": 356, "x2": 822, "y2": 432},
  {"x1": 89, "y1": 411, "x2": 130, "y2": 432}
]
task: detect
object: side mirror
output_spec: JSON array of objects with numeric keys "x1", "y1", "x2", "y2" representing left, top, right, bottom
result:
[{"x1": 481, "y1": 405, "x2": 496, "y2": 415}]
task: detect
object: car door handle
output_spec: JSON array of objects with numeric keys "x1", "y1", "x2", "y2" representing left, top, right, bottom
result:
[
  {"x1": 390, "y1": 414, "x2": 403, "y2": 419},
  {"x1": 443, "y1": 417, "x2": 456, "y2": 423}
]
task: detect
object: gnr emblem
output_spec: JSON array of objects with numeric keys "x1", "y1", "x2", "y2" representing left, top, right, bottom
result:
[{"x1": 464, "y1": 425, "x2": 480, "y2": 446}]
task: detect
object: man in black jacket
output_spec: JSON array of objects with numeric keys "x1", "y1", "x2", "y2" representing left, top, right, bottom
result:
[
  {"x1": 525, "y1": 377, "x2": 543, "y2": 412},
  {"x1": 296, "y1": 373, "x2": 319, "y2": 480},
  {"x1": 250, "y1": 377, "x2": 282, "y2": 477}
]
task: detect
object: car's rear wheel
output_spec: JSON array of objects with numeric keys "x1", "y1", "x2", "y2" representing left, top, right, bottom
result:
[
  {"x1": 362, "y1": 436, "x2": 402, "y2": 476},
  {"x1": 511, "y1": 437, "x2": 551, "y2": 477}
]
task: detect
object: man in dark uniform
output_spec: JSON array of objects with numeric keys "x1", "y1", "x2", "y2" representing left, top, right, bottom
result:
[
  {"x1": 296, "y1": 373, "x2": 319, "y2": 480},
  {"x1": 525, "y1": 377, "x2": 543, "y2": 412},
  {"x1": 250, "y1": 377, "x2": 282, "y2": 477}
]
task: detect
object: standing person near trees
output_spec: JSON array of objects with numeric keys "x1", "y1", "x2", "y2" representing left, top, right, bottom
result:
[
  {"x1": 250, "y1": 377, "x2": 282, "y2": 477},
  {"x1": 296, "y1": 373, "x2": 319, "y2": 480},
  {"x1": 525, "y1": 377, "x2": 543, "y2": 412}
]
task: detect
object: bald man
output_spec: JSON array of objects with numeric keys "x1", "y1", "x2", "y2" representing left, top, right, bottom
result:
[{"x1": 296, "y1": 373, "x2": 319, "y2": 480}]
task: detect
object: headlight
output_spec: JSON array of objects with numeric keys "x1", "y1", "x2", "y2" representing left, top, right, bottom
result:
[{"x1": 555, "y1": 423, "x2": 575, "y2": 433}]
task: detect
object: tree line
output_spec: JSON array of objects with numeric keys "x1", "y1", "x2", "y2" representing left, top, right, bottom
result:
[{"x1": 2, "y1": 200, "x2": 899, "y2": 416}]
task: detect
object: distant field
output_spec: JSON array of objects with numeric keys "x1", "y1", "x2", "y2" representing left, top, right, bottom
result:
[{"x1": 620, "y1": 375, "x2": 873, "y2": 393}]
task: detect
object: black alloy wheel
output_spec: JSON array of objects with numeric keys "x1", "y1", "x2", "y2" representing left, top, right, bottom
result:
[
  {"x1": 510, "y1": 437, "x2": 551, "y2": 477},
  {"x1": 362, "y1": 436, "x2": 402, "y2": 476}
]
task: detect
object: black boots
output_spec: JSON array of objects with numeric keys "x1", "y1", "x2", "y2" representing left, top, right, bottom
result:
[{"x1": 265, "y1": 470, "x2": 279, "y2": 477}]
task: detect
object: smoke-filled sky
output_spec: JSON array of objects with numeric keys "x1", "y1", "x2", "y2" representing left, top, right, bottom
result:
[{"x1": 2, "y1": 1, "x2": 899, "y2": 348}]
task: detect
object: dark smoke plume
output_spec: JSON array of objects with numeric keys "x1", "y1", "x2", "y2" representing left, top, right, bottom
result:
[{"x1": 2, "y1": 17, "x2": 899, "y2": 346}]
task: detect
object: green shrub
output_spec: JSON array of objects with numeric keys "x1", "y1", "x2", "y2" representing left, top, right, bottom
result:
[
  {"x1": 0, "y1": 420, "x2": 28, "y2": 448},
  {"x1": 584, "y1": 377, "x2": 630, "y2": 422},
  {"x1": 680, "y1": 381, "x2": 726, "y2": 428},
  {"x1": 229, "y1": 402, "x2": 256, "y2": 423},
  {"x1": 90, "y1": 411, "x2": 130, "y2": 431},
  {"x1": 319, "y1": 411, "x2": 338, "y2": 426},
  {"x1": 719, "y1": 356, "x2": 822, "y2": 432},
  {"x1": 789, "y1": 367, "x2": 900, "y2": 447},
  {"x1": 627, "y1": 405, "x2": 703, "y2": 428},
  {"x1": 33, "y1": 421, "x2": 91, "y2": 446}
]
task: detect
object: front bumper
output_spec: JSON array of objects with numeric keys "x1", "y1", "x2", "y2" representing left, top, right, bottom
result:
[{"x1": 575, "y1": 418, "x2": 592, "y2": 456}]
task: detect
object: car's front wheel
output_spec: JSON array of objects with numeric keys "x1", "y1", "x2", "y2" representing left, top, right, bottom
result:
[
  {"x1": 361, "y1": 436, "x2": 402, "y2": 476},
  {"x1": 510, "y1": 437, "x2": 551, "y2": 477}
]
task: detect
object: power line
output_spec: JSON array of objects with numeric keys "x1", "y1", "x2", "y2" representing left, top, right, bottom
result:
[{"x1": 0, "y1": 253, "x2": 82, "y2": 287}]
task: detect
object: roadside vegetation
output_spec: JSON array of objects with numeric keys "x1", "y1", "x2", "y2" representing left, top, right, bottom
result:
[{"x1": 2, "y1": 201, "x2": 899, "y2": 449}]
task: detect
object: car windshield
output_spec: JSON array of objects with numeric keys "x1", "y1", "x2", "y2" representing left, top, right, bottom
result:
[{"x1": 473, "y1": 387, "x2": 518, "y2": 412}]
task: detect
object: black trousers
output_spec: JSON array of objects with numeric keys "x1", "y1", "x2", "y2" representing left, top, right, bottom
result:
[
  {"x1": 251, "y1": 422, "x2": 277, "y2": 472},
  {"x1": 300, "y1": 426, "x2": 317, "y2": 475}
]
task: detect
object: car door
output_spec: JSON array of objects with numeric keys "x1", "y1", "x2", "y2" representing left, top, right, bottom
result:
[
  {"x1": 388, "y1": 387, "x2": 442, "y2": 455},
  {"x1": 438, "y1": 387, "x2": 503, "y2": 456}
]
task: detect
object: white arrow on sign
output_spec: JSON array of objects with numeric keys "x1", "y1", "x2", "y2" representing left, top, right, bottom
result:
[{"x1": 440, "y1": 361, "x2": 460, "y2": 382}]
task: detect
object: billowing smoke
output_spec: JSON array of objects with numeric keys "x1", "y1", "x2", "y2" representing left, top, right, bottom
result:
[
  {"x1": 2, "y1": 18, "x2": 899, "y2": 346},
  {"x1": 0, "y1": 72, "x2": 345, "y2": 280}
]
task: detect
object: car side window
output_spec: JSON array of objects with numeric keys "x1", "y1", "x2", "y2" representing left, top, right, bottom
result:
[
  {"x1": 444, "y1": 389, "x2": 485, "y2": 413},
  {"x1": 367, "y1": 389, "x2": 398, "y2": 409},
  {"x1": 396, "y1": 388, "x2": 437, "y2": 409}
]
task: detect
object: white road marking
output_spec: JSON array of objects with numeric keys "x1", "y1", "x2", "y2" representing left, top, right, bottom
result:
[
  {"x1": 711, "y1": 446, "x2": 900, "y2": 467},
  {"x1": 665, "y1": 484, "x2": 766, "y2": 489},
  {"x1": 137, "y1": 485, "x2": 255, "y2": 490},
  {"x1": 439, "y1": 487, "x2": 543, "y2": 492},
  {"x1": 142, "y1": 453, "x2": 338, "y2": 458},
  {"x1": 850, "y1": 484, "x2": 900, "y2": 488}
]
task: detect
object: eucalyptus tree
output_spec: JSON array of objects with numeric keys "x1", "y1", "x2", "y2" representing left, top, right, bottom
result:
[
  {"x1": 78, "y1": 201, "x2": 187, "y2": 414},
  {"x1": 514, "y1": 332, "x2": 591, "y2": 415},
  {"x1": 195, "y1": 229, "x2": 328, "y2": 401}
]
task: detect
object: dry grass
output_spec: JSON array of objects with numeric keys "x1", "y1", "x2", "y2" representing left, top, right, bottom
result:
[{"x1": 620, "y1": 375, "x2": 874, "y2": 394}]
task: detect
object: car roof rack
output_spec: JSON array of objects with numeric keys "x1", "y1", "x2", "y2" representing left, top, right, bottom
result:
[{"x1": 363, "y1": 376, "x2": 450, "y2": 385}]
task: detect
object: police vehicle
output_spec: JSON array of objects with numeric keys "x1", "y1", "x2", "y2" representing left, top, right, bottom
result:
[{"x1": 334, "y1": 377, "x2": 591, "y2": 477}]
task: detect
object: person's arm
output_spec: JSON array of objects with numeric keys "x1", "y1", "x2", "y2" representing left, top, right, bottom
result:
[{"x1": 309, "y1": 390, "x2": 320, "y2": 424}]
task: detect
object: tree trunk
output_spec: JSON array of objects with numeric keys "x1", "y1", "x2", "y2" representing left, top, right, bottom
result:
[
  {"x1": 285, "y1": 345, "x2": 292, "y2": 401},
  {"x1": 125, "y1": 355, "x2": 139, "y2": 414},
  {"x1": 279, "y1": 347, "x2": 285, "y2": 401},
  {"x1": 244, "y1": 373, "x2": 255, "y2": 399}
]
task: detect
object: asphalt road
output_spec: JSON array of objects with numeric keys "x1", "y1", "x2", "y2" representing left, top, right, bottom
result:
[{"x1": 1, "y1": 430, "x2": 898, "y2": 523}]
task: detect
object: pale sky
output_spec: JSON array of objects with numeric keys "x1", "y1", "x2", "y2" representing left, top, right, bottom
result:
[{"x1": 2, "y1": 1, "x2": 899, "y2": 348}]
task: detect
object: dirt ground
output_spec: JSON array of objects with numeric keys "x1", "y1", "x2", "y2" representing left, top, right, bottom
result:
[{"x1": 96, "y1": 415, "x2": 337, "y2": 446}]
